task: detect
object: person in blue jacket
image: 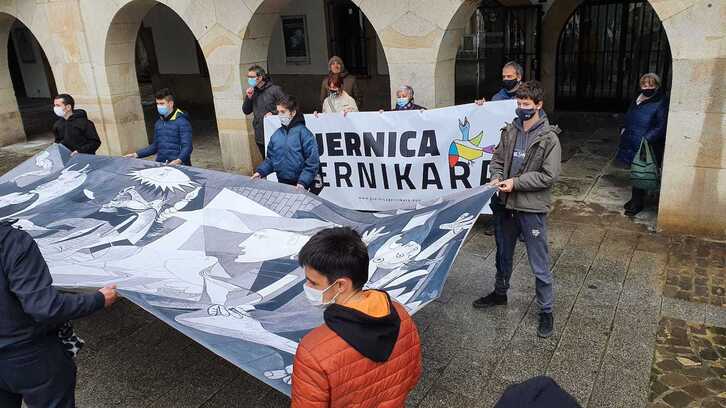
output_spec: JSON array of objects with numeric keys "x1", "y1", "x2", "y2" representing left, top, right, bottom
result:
[
  {"x1": 125, "y1": 88, "x2": 193, "y2": 166},
  {"x1": 0, "y1": 220, "x2": 119, "y2": 407},
  {"x1": 617, "y1": 73, "x2": 669, "y2": 216},
  {"x1": 251, "y1": 95, "x2": 320, "y2": 192}
]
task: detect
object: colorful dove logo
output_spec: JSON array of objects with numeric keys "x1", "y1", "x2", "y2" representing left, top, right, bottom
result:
[{"x1": 448, "y1": 117, "x2": 495, "y2": 168}]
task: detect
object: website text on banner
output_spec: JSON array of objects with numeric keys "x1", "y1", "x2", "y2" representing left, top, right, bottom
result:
[{"x1": 264, "y1": 101, "x2": 517, "y2": 212}]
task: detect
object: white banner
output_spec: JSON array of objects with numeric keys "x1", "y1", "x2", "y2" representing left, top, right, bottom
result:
[{"x1": 264, "y1": 101, "x2": 517, "y2": 212}]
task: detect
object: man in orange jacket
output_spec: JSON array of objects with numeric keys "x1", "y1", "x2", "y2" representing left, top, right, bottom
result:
[{"x1": 291, "y1": 227, "x2": 422, "y2": 407}]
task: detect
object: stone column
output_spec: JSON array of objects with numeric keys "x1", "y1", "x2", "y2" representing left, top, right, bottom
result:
[
  {"x1": 359, "y1": 0, "x2": 480, "y2": 109},
  {"x1": 0, "y1": 14, "x2": 25, "y2": 146},
  {"x1": 653, "y1": 0, "x2": 726, "y2": 239},
  {"x1": 199, "y1": 1, "x2": 255, "y2": 173}
]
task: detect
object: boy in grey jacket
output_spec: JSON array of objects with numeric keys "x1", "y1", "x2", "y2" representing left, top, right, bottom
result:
[{"x1": 472, "y1": 81, "x2": 561, "y2": 338}]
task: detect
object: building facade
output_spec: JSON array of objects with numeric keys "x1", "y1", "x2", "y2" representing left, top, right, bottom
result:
[{"x1": 0, "y1": 0, "x2": 724, "y2": 238}]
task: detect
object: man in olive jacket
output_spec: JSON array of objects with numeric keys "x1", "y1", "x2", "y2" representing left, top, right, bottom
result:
[{"x1": 472, "y1": 81, "x2": 561, "y2": 338}]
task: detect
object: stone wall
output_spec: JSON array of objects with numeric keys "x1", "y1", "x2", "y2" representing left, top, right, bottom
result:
[
  {"x1": 648, "y1": 0, "x2": 726, "y2": 239},
  {"x1": 0, "y1": 0, "x2": 723, "y2": 238}
]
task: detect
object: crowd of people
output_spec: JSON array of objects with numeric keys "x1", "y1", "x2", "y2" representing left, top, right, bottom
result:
[{"x1": 0, "y1": 53, "x2": 668, "y2": 407}]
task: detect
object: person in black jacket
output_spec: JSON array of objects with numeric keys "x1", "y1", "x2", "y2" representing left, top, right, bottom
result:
[
  {"x1": 52, "y1": 94, "x2": 102, "y2": 155},
  {"x1": 243, "y1": 65, "x2": 286, "y2": 159},
  {"x1": 0, "y1": 221, "x2": 118, "y2": 408}
]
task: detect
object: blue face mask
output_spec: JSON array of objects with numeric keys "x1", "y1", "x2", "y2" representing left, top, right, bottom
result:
[
  {"x1": 396, "y1": 98, "x2": 409, "y2": 108},
  {"x1": 248, "y1": 78, "x2": 257, "y2": 87},
  {"x1": 157, "y1": 105, "x2": 170, "y2": 117}
]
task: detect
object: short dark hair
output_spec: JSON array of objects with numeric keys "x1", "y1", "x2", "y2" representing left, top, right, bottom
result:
[
  {"x1": 327, "y1": 74, "x2": 343, "y2": 90},
  {"x1": 515, "y1": 80, "x2": 545, "y2": 104},
  {"x1": 298, "y1": 227, "x2": 369, "y2": 290},
  {"x1": 276, "y1": 95, "x2": 299, "y2": 112},
  {"x1": 54, "y1": 94, "x2": 75, "y2": 109},
  {"x1": 248, "y1": 65, "x2": 267, "y2": 79},
  {"x1": 155, "y1": 88, "x2": 175, "y2": 102}
]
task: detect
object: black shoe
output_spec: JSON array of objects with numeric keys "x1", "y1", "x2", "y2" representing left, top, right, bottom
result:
[
  {"x1": 624, "y1": 200, "x2": 633, "y2": 211},
  {"x1": 624, "y1": 206, "x2": 643, "y2": 217},
  {"x1": 472, "y1": 292, "x2": 507, "y2": 309},
  {"x1": 538, "y1": 312, "x2": 554, "y2": 338}
]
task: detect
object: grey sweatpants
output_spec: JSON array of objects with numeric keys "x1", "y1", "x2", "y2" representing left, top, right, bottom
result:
[{"x1": 494, "y1": 210, "x2": 554, "y2": 313}]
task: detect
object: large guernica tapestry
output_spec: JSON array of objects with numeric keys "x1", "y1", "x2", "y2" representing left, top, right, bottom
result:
[{"x1": 0, "y1": 145, "x2": 495, "y2": 394}]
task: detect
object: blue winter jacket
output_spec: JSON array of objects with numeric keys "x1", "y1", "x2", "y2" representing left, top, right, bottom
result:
[
  {"x1": 616, "y1": 91, "x2": 668, "y2": 165},
  {"x1": 256, "y1": 114, "x2": 320, "y2": 188},
  {"x1": 0, "y1": 222, "x2": 104, "y2": 351},
  {"x1": 137, "y1": 109, "x2": 193, "y2": 165},
  {"x1": 492, "y1": 87, "x2": 517, "y2": 101}
]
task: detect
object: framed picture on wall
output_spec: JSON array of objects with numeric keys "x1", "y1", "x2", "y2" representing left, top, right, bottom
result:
[
  {"x1": 13, "y1": 28, "x2": 37, "y2": 64},
  {"x1": 281, "y1": 15, "x2": 310, "y2": 64}
]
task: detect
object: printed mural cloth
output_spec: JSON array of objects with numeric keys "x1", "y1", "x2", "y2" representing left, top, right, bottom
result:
[{"x1": 0, "y1": 145, "x2": 495, "y2": 395}]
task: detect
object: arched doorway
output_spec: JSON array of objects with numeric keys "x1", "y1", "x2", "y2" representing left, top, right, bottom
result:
[
  {"x1": 241, "y1": 0, "x2": 391, "y2": 163},
  {"x1": 104, "y1": 1, "x2": 221, "y2": 168},
  {"x1": 454, "y1": 1, "x2": 542, "y2": 104},
  {"x1": 555, "y1": 0, "x2": 672, "y2": 111},
  {"x1": 256, "y1": 0, "x2": 390, "y2": 113},
  {"x1": 2, "y1": 17, "x2": 56, "y2": 145}
]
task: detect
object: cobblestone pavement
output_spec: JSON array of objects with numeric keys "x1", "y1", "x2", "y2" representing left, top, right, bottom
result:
[
  {"x1": 2, "y1": 123, "x2": 724, "y2": 407},
  {"x1": 650, "y1": 318, "x2": 726, "y2": 408}
]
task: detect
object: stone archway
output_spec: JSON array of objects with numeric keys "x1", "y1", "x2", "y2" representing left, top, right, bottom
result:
[
  {"x1": 99, "y1": 0, "x2": 253, "y2": 172},
  {"x1": 0, "y1": 13, "x2": 57, "y2": 146}
]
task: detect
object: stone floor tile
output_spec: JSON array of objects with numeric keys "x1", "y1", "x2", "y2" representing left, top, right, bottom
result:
[
  {"x1": 416, "y1": 386, "x2": 484, "y2": 408},
  {"x1": 704, "y1": 304, "x2": 726, "y2": 327},
  {"x1": 436, "y1": 349, "x2": 498, "y2": 399},
  {"x1": 660, "y1": 297, "x2": 707, "y2": 323},
  {"x1": 547, "y1": 335, "x2": 606, "y2": 405},
  {"x1": 407, "y1": 357, "x2": 449, "y2": 407}
]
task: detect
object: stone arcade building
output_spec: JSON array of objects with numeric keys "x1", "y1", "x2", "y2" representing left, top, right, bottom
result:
[{"x1": 0, "y1": 0, "x2": 723, "y2": 238}]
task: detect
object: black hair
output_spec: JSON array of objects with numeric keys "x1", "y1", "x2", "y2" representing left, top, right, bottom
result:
[
  {"x1": 515, "y1": 80, "x2": 545, "y2": 104},
  {"x1": 298, "y1": 227, "x2": 369, "y2": 290},
  {"x1": 248, "y1": 65, "x2": 269, "y2": 81},
  {"x1": 54, "y1": 93, "x2": 75, "y2": 109},
  {"x1": 155, "y1": 88, "x2": 175, "y2": 102},
  {"x1": 276, "y1": 95, "x2": 299, "y2": 112}
]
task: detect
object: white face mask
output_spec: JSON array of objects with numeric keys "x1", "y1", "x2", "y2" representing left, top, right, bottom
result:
[
  {"x1": 303, "y1": 281, "x2": 340, "y2": 309},
  {"x1": 53, "y1": 106, "x2": 66, "y2": 118},
  {"x1": 280, "y1": 114, "x2": 292, "y2": 126}
]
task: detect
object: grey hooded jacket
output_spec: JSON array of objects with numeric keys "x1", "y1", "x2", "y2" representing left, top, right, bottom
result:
[{"x1": 489, "y1": 115, "x2": 562, "y2": 213}]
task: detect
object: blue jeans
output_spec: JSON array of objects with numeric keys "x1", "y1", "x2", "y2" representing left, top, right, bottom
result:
[{"x1": 494, "y1": 210, "x2": 554, "y2": 313}]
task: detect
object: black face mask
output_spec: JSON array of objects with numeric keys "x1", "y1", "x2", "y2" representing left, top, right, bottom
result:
[
  {"x1": 503, "y1": 79, "x2": 519, "y2": 91},
  {"x1": 516, "y1": 107, "x2": 537, "y2": 121},
  {"x1": 641, "y1": 88, "x2": 657, "y2": 97}
]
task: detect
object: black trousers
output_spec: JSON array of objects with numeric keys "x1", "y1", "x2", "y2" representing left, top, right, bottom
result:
[
  {"x1": 0, "y1": 337, "x2": 77, "y2": 408},
  {"x1": 630, "y1": 186, "x2": 646, "y2": 208},
  {"x1": 257, "y1": 142, "x2": 266, "y2": 159}
]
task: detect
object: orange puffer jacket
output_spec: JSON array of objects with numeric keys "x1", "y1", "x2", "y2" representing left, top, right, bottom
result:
[{"x1": 291, "y1": 290, "x2": 422, "y2": 407}]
